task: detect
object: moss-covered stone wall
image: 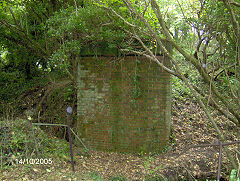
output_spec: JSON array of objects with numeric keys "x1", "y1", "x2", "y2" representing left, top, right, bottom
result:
[{"x1": 77, "y1": 56, "x2": 171, "y2": 153}]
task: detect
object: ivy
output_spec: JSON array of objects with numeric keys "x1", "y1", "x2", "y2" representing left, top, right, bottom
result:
[{"x1": 131, "y1": 60, "x2": 142, "y2": 108}]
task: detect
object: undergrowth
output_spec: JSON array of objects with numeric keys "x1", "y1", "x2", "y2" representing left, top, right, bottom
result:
[{"x1": 0, "y1": 118, "x2": 70, "y2": 169}]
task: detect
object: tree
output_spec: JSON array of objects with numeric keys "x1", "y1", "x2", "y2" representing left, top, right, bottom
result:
[
  {"x1": 0, "y1": 0, "x2": 239, "y2": 168},
  {"x1": 0, "y1": 0, "x2": 83, "y2": 78},
  {"x1": 94, "y1": 0, "x2": 240, "y2": 168}
]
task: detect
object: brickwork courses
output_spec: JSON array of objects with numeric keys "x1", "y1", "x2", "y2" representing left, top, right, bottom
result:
[{"x1": 77, "y1": 56, "x2": 171, "y2": 153}]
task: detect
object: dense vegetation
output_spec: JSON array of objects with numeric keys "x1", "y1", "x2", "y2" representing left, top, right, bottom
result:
[{"x1": 0, "y1": 0, "x2": 240, "y2": 180}]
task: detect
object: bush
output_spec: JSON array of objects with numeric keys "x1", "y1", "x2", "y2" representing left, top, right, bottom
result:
[
  {"x1": 109, "y1": 175, "x2": 126, "y2": 181},
  {"x1": 0, "y1": 118, "x2": 70, "y2": 167}
]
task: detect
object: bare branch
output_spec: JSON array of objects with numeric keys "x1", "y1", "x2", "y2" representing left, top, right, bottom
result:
[
  {"x1": 141, "y1": 0, "x2": 150, "y2": 17},
  {"x1": 121, "y1": 48, "x2": 177, "y2": 76},
  {"x1": 101, "y1": 5, "x2": 136, "y2": 27},
  {"x1": 118, "y1": 0, "x2": 240, "y2": 124},
  {"x1": 149, "y1": 0, "x2": 240, "y2": 123},
  {"x1": 120, "y1": 0, "x2": 239, "y2": 168},
  {"x1": 122, "y1": 0, "x2": 173, "y2": 60}
]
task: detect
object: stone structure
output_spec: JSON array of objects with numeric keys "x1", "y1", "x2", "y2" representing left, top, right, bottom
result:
[{"x1": 76, "y1": 55, "x2": 171, "y2": 153}]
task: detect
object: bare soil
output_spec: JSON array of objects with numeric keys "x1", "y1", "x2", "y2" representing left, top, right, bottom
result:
[{"x1": 1, "y1": 93, "x2": 240, "y2": 180}]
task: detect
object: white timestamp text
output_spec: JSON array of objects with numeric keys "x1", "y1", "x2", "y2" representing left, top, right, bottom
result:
[{"x1": 15, "y1": 158, "x2": 53, "y2": 165}]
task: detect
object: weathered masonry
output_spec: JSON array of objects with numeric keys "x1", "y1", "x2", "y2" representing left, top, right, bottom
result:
[{"x1": 76, "y1": 55, "x2": 171, "y2": 153}]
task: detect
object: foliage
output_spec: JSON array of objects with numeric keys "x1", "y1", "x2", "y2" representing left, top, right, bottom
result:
[
  {"x1": 172, "y1": 76, "x2": 191, "y2": 100},
  {"x1": 144, "y1": 174, "x2": 167, "y2": 181},
  {"x1": 230, "y1": 169, "x2": 240, "y2": 181},
  {"x1": 99, "y1": 0, "x2": 240, "y2": 123},
  {"x1": 87, "y1": 171, "x2": 105, "y2": 181},
  {"x1": 204, "y1": 169, "x2": 240, "y2": 181},
  {"x1": 0, "y1": 0, "x2": 159, "y2": 76},
  {"x1": 0, "y1": 72, "x2": 45, "y2": 101},
  {"x1": 109, "y1": 175, "x2": 126, "y2": 181},
  {"x1": 0, "y1": 0, "x2": 240, "y2": 176},
  {"x1": 0, "y1": 73, "x2": 49, "y2": 117},
  {"x1": 0, "y1": 1, "x2": 49, "y2": 75},
  {"x1": 94, "y1": 0, "x2": 239, "y2": 170},
  {"x1": 0, "y1": 118, "x2": 70, "y2": 168}
]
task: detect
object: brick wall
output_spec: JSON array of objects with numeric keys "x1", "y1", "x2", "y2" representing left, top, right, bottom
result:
[{"x1": 77, "y1": 56, "x2": 171, "y2": 153}]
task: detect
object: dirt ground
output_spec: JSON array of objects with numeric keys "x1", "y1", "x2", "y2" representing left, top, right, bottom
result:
[{"x1": 1, "y1": 98, "x2": 240, "y2": 181}]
